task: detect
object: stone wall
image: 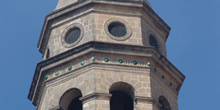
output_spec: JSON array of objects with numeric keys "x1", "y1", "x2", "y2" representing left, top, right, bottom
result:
[
  {"x1": 30, "y1": 1, "x2": 184, "y2": 110},
  {"x1": 37, "y1": 53, "x2": 158, "y2": 110},
  {"x1": 44, "y1": 3, "x2": 167, "y2": 59}
]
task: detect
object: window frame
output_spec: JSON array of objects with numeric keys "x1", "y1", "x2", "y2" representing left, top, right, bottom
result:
[
  {"x1": 61, "y1": 23, "x2": 84, "y2": 48},
  {"x1": 105, "y1": 18, "x2": 132, "y2": 41}
]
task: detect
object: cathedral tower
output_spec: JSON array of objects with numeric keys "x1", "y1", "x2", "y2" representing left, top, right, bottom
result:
[{"x1": 28, "y1": 0, "x2": 185, "y2": 110}]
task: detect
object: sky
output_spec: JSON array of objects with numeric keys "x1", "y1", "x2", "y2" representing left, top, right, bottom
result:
[{"x1": 0, "y1": 0, "x2": 219, "y2": 110}]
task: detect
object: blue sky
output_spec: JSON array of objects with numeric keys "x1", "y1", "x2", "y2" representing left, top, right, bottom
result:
[{"x1": 0, "y1": 0, "x2": 219, "y2": 110}]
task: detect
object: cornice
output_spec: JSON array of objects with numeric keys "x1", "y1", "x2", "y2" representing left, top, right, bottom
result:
[{"x1": 28, "y1": 41, "x2": 185, "y2": 106}]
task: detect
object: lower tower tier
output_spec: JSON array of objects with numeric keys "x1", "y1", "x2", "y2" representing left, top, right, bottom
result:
[{"x1": 28, "y1": 42, "x2": 185, "y2": 110}]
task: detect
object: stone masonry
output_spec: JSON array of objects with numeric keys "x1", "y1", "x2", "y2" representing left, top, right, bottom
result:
[{"x1": 28, "y1": 0, "x2": 185, "y2": 110}]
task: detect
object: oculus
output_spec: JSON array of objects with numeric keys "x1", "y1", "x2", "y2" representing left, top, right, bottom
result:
[
  {"x1": 105, "y1": 18, "x2": 132, "y2": 41},
  {"x1": 65, "y1": 27, "x2": 81, "y2": 44},
  {"x1": 108, "y1": 22, "x2": 127, "y2": 37},
  {"x1": 61, "y1": 23, "x2": 83, "y2": 48}
]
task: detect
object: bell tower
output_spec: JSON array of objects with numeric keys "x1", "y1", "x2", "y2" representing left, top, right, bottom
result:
[{"x1": 28, "y1": 0, "x2": 185, "y2": 110}]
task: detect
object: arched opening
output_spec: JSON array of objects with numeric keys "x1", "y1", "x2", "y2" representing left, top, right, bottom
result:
[
  {"x1": 59, "y1": 88, "x2": 82, "y2": 110},
  {"x1": 109, "y1": 82, "x2": 134, "y2": 110},
  {"x1": 159, "y1": 96, "x2": 171, "y2": 110},
  {"x1": 149, "y1": 34, "x2": 159, "y2": 50}
]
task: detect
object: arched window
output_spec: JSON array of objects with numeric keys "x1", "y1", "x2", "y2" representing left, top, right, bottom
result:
[
  {"x1": 159, "y1": 96, "x2": 171, "y2": 110},
  {"x1": 59, "y1": 88, "x2": 82, "y2": 110},
  {"x1": 109, "y1": 82, "x2": 134, "y2": 110},
  {"x1": 149, "y1": 35, "x2": 159, "y2": 50}
]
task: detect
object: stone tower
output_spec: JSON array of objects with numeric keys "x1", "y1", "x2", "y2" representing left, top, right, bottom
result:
[{"x1": 28, "y1": 0, "x2": 185, "y2": 110}]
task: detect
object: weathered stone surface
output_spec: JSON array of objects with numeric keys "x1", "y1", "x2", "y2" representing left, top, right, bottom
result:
[{"x1": 28, "y1": 0, "x2": 185, "y2": 110}]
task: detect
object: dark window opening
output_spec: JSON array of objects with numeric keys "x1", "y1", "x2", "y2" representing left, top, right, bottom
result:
[
  {"x1": 68, "y1": 96, "x2": 82, "y2": 110},
  {"x1": 149, "y1": 35, "x2": 159, "y2": 50},
  {"x1": 110, "y1": 91, "x2": 133, "y2": 110},
  {"x1": 108, "y1": 22, "x2": 127, "y2": 37},
  {"x1": 159, "y1": 96, "x2": 171, "y2": 110},
  {"x1": 65, "y1": 27, "x2": 81, "y2": 44},
  {"x1": 59, "y1": 88, "x2": 82, "y2": 110},
  {"x1": 46, "y1": 49, "x2": 50, "y2": 59}
]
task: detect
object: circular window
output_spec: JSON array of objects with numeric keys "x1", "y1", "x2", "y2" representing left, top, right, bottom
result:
[
  {"x1": 105, "y1": 18, "x2": 132, "y2": 41},
  {"x1": 108, "y1": 22, "x2": 127, "y2": 37},
  {"x1": 65, "y1": 27, "x2": 81, "y2": 44},
  {"x1": 61, "y1": 23, "x2": 84, "y2": 48},
  {"x1": 149, "y1": 35, "x2": 159, "y2": 50}
]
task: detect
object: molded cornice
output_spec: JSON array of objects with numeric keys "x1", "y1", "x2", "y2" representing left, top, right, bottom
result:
[{"x1": 28, "y1": 41, "x2": 185, "y2": 106}]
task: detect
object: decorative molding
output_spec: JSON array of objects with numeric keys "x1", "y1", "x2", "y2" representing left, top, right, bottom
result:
[
  {"x1": 135, "y1": 96, "x2": 154, "y2": 103},
  {"x1": 80, "y1": 93, "x2": 112, "y2": 103},
  {"x1": 29, "y1": 41, "x2": 185, "y2": 105},
  {"x1": 49, "y1": 106, "x2": 60, "y2": 110},
  {"x1": 151, "y1": 67, "x2": 179, "y2": 96},
  {"x1": 44, "y1": 56, "x2": 150, "y2": 81}
]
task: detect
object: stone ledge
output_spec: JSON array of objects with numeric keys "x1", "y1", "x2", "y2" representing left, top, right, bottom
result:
[
  {"x1": 28, "y1": 41, "x2": 185, "y2": 106},
  {"x1": 135, "y1": 96, "x2": 154, "y2": 102},
  {"x1": 80, "y1": 93, "x2": 112, "y2": 103}
]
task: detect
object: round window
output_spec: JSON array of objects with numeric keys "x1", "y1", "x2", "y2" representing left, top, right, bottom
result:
[
  {"x1": 108, "y1": 22, "x2": 127, "y2": 37},
  {"x1": 105, "y1": 18, "x2": 132, "y2": 41},
  {"x1": 149, "y1": 35, "x2": 159, "y2": 50},
  {"x1": 61, "y1": 23, "x2": 84, "y2": 48},
  {"x1": 65, "y1": 27, "x2": 81, "y2": 44}
]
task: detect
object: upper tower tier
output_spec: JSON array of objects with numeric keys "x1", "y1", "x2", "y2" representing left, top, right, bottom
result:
[
  {"x1": 55, "y1": 0, "x2": 151, "y2": 10},
  {"x1": 55, "y1": 0, "x2": 78, "y2": 10},
  {"x1": 38, "y1": 0, "x2": 170, "y2": 59}
]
